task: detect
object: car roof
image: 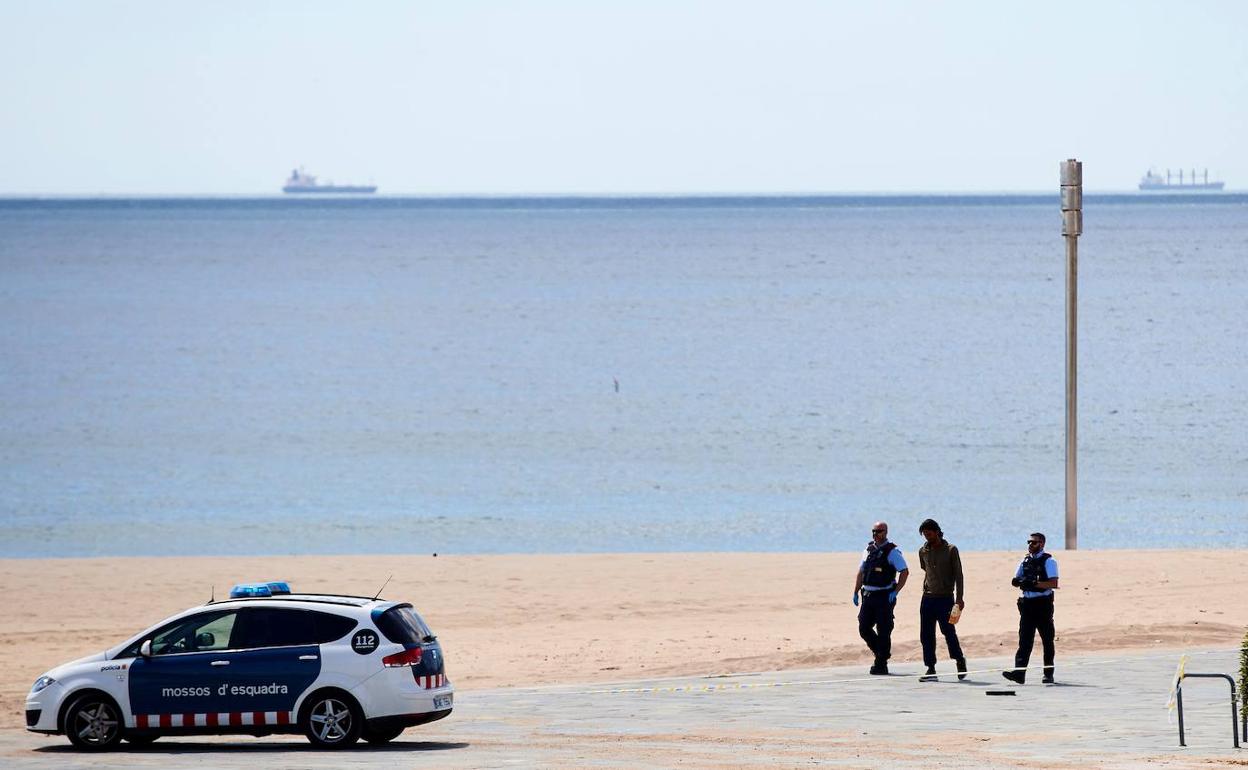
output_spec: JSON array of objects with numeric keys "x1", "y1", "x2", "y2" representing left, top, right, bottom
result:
[{"x1": 206, "y1": 593, "x2": 397, "y2": 611}]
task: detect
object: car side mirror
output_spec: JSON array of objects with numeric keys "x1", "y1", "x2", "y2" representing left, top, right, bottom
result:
[
  {"x1": 140, "y1": 639, "x2": 152, "y2": 658},
  {"x1": 195, "y1": 632, "x2": 215, "y2": 648}
]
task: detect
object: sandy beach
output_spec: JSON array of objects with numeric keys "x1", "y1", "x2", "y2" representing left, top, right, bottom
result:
[{"x1": 2, "y1": 549, "x2": 1246, "y2": 732}]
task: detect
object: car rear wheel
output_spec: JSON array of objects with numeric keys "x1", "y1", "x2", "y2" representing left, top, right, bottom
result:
[
  {"x1": 362, "y1": 725, "x2": 404, "y2": 744},
  {"x1": 64, "y1": 694, "x2": 124, "y2": 751},
  {"x1": 302, "y1": 692, "x2": 362, "y2": 748}
]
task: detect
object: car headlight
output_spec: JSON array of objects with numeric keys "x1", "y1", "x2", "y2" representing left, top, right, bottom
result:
[{"x1": 30, "y1": 676, "x2": 56, "y2": 695}]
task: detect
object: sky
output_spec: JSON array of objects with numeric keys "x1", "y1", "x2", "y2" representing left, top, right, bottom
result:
[{"x1": 1, "y1": 1, "x2": 1246, "y2": 195}]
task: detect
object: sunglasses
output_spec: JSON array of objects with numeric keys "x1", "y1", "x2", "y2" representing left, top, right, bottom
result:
[
  {"x1": 1026, "y1": 540, "x2": 1042, "y2": 545},
  {"x1": 871, "y1": 529, "x2": 887, "y2": 534}
]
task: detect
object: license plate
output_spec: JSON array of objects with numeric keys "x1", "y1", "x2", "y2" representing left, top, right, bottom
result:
[{"x1": 433, "y1": 694, "x2": 452, "y2": 710}]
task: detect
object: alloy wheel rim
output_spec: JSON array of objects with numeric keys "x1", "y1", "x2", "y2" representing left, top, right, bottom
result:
[
  {"x1": 75, "y1": 702, "x2": 119, "y2": 744},
  {"x1": 309, "y1": 698, "x2": 352, "y2": 742}
]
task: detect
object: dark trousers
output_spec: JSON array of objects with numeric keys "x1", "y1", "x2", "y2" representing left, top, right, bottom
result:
[
  {"x1": 857, "y1": 590, "x2": 895, "y2": 662},
  {"x1": 919, "y1": 596, "x2": 964, "y2": 667},
  {"x1": 1015, "y1": 595, "x2": 1056, "y2": 678}
]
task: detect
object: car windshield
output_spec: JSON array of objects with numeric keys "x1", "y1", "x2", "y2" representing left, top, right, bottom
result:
[{"x1": 375, "y1": 605, "x2": 434, "y2": 644}]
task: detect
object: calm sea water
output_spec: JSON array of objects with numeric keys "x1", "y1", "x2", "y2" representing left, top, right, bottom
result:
[{"x1": 1, "y1": 195, "x2": 1245, "y2": 557}]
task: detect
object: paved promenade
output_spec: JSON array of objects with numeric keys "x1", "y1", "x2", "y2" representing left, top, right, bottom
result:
[{"x1": 4, "y1": 650, "x2": 1243, "y2": 768}]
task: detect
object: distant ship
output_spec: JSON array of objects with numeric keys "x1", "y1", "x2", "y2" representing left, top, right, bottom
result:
[
  {"x1": 1138, "y1": 168, "x2": 1224, "y2": 191},
  {"x1": 282, "y1": 168, "x2": 377, "y2": 194}
]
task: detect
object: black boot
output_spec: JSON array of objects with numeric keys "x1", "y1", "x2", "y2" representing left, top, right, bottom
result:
[
  {"x1": 919, "y1": 666, "x2": 938, "y2": 682},
  {"x1": 1002, "y1": 669, "x2": 1025, "y2": 684},
  {"x1": 1042, "y1": 667, "x2": 1054, "y2": 684},
  {"x1": 870, "y1": 659, "x2": 889, "y2": 675},
  {"x1": 956, "y1": 657, "x2": 968, "y2": 681}
]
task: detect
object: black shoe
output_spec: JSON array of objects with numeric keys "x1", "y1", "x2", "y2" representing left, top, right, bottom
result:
[
  {"x1": 956, "y1": 657, "x2": 967, "y2": 681},
  {"x1": 1002, "y1": 669, "x2": 1025, "y2": 684},
  {"x1": 919, "y1": 666, "x2": 938, "y2": 682},
  {"x1": 870, "y1": 663, "x2": 889, "y2": 675},
  {"x1": 1042, "y1": 673, "x2": 1055, "y2": 684}
]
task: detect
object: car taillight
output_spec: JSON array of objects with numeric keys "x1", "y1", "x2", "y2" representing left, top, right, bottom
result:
[{"x1": 382, "y1": 647, "x2": 423, "y2": 667}]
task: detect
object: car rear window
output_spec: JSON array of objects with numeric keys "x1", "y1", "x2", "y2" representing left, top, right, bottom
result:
[{"x1": 374, "y1": 605, "x2": 434, "y2": 644}]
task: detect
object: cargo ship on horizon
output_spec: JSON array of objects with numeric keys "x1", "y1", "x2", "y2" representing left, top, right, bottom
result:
[
  {"x1": 1139, "y1": 168, "x2": 1224, "y2": 191},
  {"x1": 282, "y1": 168, "x2": 377, "y2": 194}
]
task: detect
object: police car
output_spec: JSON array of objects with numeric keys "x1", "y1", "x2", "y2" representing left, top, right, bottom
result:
[{"x1": 25, "y1": 582, "x2": 452, "y2": 750}]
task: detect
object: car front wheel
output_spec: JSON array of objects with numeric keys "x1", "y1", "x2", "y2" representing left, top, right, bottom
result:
[
  {"x1": 64, "y1": 694, "x2": 124, "y2": 751},
  {"x1": 302, "y1": 692, "x2": 362, "y2": 748}
]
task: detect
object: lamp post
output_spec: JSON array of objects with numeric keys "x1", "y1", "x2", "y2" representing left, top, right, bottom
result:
[{"x1": 1060, "y1": 159, "x2": 1082, "y2": 550}]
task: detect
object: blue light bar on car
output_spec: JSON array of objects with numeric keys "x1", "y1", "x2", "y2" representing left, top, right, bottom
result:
[{"x1": 229, "y1": 581, "x2": 292, "y2": 599}]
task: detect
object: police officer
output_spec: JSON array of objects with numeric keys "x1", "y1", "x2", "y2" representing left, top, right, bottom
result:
[
  {"x1": 1003, "y1": 531, "x2": 1059, "y2": 684},
  {"x1": 853, "y1": 521, "x2": 909, "y2": 675}
]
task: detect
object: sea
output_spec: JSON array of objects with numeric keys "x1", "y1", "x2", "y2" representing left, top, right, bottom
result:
[{"x1": 1, "y1": 194, "x2": 1245, "y2": 558}]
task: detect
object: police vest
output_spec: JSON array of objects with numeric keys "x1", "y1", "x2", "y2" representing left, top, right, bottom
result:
[
  {"x1": 863, "y1": 542, "x2": 898, "y2": 588},
  {"x1": 1019, "y1": 552, "x2": 1051, "y2": 584}
]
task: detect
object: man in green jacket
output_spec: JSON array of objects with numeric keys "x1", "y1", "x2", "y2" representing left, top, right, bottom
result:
[{"x1": 916, "y1": 518, "x2": 967, "y2": 681}]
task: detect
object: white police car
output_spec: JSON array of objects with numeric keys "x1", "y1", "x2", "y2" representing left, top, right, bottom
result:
[{"x1": 25, "y1": 582, "x2": 452, "y2": 750}]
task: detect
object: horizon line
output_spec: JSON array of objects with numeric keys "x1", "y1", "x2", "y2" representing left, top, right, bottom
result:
[{"x1": 1, "y1": 188, "x2": 1243, "y2": 199}]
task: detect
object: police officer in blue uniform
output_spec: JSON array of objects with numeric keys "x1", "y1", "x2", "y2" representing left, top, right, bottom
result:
[
  {"x1": 1003, "y1": 532, "x2": 1059, "y2": 684},
  {"x1": 853, "y1": 521, "x2": 909, "y2": 675}
]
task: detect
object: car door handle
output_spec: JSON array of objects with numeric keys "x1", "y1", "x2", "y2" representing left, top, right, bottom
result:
[
  {"x1": 210, "y1": 660, "x2": 230, "y2": 667},
  {"x1": 298, "y1": 655, "x2": 319, "y2": 661}
]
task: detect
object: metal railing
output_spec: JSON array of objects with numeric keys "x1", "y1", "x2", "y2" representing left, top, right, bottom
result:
[{"x1": 1177, "y1": 672, "x2": 1240, "y2": 748}]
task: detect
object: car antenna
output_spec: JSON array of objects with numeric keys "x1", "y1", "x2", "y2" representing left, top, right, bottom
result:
[
  {"x1": 372, "y1": 574, "x2": 393, "y2": 601},
  {"x1": 210, "y1": 584, "x2": 215, "y2": 603}
]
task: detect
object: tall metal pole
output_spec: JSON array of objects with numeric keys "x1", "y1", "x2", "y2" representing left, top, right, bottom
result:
[{"x1": 1060, "y1": 160, "x2": 1082, "y2": 550}]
